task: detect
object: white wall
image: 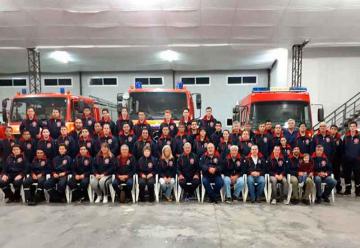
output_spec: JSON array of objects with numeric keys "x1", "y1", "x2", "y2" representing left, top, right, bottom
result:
[{"x1": 288, "y1": 47, "x2": 360, "y2": 123}]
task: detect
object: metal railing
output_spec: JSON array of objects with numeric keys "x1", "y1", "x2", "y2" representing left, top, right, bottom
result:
[{"x1": 313, "y1": 91, "x2": 360, "y2": 131}]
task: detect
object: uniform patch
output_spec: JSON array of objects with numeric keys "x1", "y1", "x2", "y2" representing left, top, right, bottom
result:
[
  {"x1": 190, "y1": 158, "x2": 195, "y2": 165},
  {"x1": 169, "y1": 161, "x2": 173, "y2": 167},
  {"x1": 17, "y1": 157, "x2": 23, "y2": 163},
  {"x1": 126, "y1": 159, "x2": 130, "y2": 165},
  {"x1": 65, "y1": 140, "x2": 69, "y2": 146},
  {"x1": 148, "y1": 162, "x2": 153, "y2": 168},
  {"x1": 104, "y1": 158, "x2": 110, "y2": 164},
  {"x1": 87, "y1": 142, "x2": 91, "y2": 148},
  {"x1": 326, "y1": 137, "x2": 330, "y2": 143},
  {"x1": 10, "y1": 142, "x2": 15, "y2": 147},
  {"x1": 47, "y1": 143, "x2": 52, "y2": 148},
  {"x1": 56, "y1": 121, "x2": 62, "y2": 127},
  {"x1": 108, "y1": 139, "x2": 112, "y2": 144},
  {"x1": 42, "y1": 120, "x2": 48, "y2": 126},
  {"x1": 210, "y1": 122, "x2": 214, "y2": 127},
  {"x1": 40, "y1": 161, "x2": 46, "y2": 166},
  {"x1": 26, "y1": 143, "x2": 32, "y2": 149},
  {"x1": 32, "y1": 121, "x2": 37, "y2": 127},
  {"x1": 146, "y1": 142, "x2": 150, "y2": 147},
  {"x1": 305, "y1": 139, "x2": 310, "y2": 145},
  {"x1": 321, "y1": 160, "x2": 327, "y2": 166},
  {"x1": 166, "y1": 140, "x2": 171, "y2": 145},
  {"x1": 227, "y1": 144, "x2": 231, "y2": 149},
  {"x1": 236, "y1": 161, "x2": 241, "y2": 166},
  {"x1": 182, "y1": 138, "x2": 187, "y2": 144},
  {"x1": 354, "y1": 138, "x2": 359, "y2": 144},
  {"x1": 170, "y1": 125, "x2": 174, "y2": 130},
  {"x1": 263, "y1": 137, "x2": 267, "y2": 143},
  {"x1": 128, "y1": 136, "x2": 133, "y2": 142},
  {"x1": 87, "y1": 120, "x2": 93, "y2": 126},
  {"x1": 213, "y1": 158, "x2": 218, "y2": 164},
  {"x1": 248, "y1": 142, "x2": 252, "y2": 148},
  {"x1": 62, "y1": 160, "x2": 68, "y2": 165},
  {"x1": 278, "y1": 160, "x2": 283, "y2": 166},
  {"x1": 84, "y1": 159, "x2": 89, "y2": 166}
]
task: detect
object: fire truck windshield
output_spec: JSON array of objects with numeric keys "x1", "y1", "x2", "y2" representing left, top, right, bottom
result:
[
  {"x1": 250, "y1": 101, "x2": 311, "y2": 128},
  {"x1": 10, "y1": 97, "x2": 67, "y2": 122},
  {"x1": 128, "y1": 92, "x2": 187, "y2": 120}
]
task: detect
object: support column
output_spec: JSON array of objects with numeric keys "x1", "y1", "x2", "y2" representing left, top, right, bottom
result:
[{"x1": 27, "y1": 48, "x2": 41, "y2": 93}]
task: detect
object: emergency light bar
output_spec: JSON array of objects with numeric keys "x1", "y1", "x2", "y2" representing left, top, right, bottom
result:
[
  {"x1": 176, "y1": 82, "x2": 184, "y2": 89},
  {"x1": 252, "y1": 86, "x2": 307, "y2": 93},
  {"x1": 135, "y1": 81, "x2": 142, "y2": 89}
]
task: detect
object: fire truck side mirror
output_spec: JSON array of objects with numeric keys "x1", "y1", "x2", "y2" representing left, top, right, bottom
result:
[
  {"x1": 195, "y1": 94, "x2": 202, "y2": 109},
  {"x1": 2, "y1": 98, "x2": 8, "y2": 123},
  {"x1": 227, "y1": 118, "x2": 233, "y2": 126},
  {"x1": 117, "y1": 93, "x2": 123, "y2": 102},
  {"x1": 318, "y1": 108, "x2": 324, "y2": 122},
  {"x1": 117, "y1": 103, "x2": 123, "y2": 112},
  {"x1": 78, "y1": 100, "x2": 85, "y2": 112}
]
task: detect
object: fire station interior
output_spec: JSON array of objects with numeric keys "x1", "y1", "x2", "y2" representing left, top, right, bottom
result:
[{"x1": 0, "y1": 1, "x2": 360, "y2": 248}]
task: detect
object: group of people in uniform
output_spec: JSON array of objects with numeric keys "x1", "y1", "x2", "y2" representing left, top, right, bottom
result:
[{"x1": 0, "y1": 105, "x2": 359, "y2": 206}]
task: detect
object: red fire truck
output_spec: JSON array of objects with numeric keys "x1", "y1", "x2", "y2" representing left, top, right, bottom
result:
[
  {"x1": 1, "y1": 89, "x2": 117, "y2": 136},
  {"x1": 117, "y1": 82, "x2": 201, "y2": 128},
  {"x1": 231, "y1": 87, "x2": 324, "y2": 129}
]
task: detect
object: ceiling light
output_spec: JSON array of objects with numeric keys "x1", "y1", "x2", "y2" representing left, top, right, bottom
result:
[
  {"x1": 49, "y1": 51, "x2": 72, "y2": 63},
  {"x1": 159, "y1": 50, "x2": 179, "y2": 62}
]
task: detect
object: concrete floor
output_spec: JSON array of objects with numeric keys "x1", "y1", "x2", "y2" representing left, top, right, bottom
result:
[{"x1": 0, "y1": 196, "x2": 360, "y2": 248}]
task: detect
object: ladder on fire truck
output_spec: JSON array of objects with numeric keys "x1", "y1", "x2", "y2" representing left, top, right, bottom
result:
[{"x1": 313, "y1": 91, "x2": 360, "y2": 132}]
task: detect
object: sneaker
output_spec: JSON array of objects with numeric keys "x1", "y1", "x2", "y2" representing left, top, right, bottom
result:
[
  {"x1": 291, "y1": 199, "x2": 299, "y2": 205},
  {"x1": 256, "y1": 198, "x2": 262, "y2": 203},
  {"x1": 315, "y1": 197, "x2": 322, "y2": 204},
  {"x1": 225, "y1": 197, "x2": 232, "y2": 204},
  {"x1": 232, "y1": 196, "x2": 239, "y2": 202},
  {"x1": 302, "y1": 199, "x2": 310, "y2": 205},
  {"x1": 119, "y1": 191, "x2": 126, "y2": 203},
  {"x1": 103, "y1": 195, "x2": 108, "y2": 204},
  {"x1": 271, "y1": 199, "x2": 277, "y2": 205},
  {"x1": 95, "y1": 195, "x2": 102, "y2": 203}
]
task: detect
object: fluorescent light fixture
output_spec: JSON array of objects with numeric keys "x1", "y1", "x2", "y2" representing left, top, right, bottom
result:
[
  {"x1": 159, "y1": 50, "x2": 179, "y2": 62},
  {"x1": 49, "y1": 51, "x2": 72, "y2": 63}
]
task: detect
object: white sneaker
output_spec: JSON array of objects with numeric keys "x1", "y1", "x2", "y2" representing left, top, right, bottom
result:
[
  {"x1": 103, "y1": 195, "x2": 108, "y2": 204},
  {"x1": 95, "y1": 195, "x2": 102, "y2": 203},
  {"x1": 271, "y1": 199, "x2": 277, "y2": 205}
]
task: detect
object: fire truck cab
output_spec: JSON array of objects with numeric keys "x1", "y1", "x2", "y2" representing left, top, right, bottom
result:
[
  {"x1": 231, "y1": 87, "x2": 324, "y2": 129},
  {"x1": 117, "y1": 82, "x2": 201, "y2": 129},
  {"x1": 1, "y1": 89, "x2": 111, "y2": 136}
]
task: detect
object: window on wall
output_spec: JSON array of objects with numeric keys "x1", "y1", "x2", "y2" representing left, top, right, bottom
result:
[
  {"x1": 227, "y1": 76, "x2": 257, "y2": 85},
  {"x1": 134, "y1": 77, "x2": 163, "y2": 85},
  {"x1": 0, "y1": 78, "x2": 27, "y2": 87},
  {"x1": 181, "y1": 76, "x2": 210, "y2": 85},
  {"x1": 89, "y1": 77, "x2": 117, "y2": 86},
  {"x1": 44, "y1": 78, "x2": 72, "y2": 86}
]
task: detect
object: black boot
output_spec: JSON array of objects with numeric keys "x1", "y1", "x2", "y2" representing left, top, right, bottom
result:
[
  {"x1": 344, "y1": 186, "x2": 351, "y2": 195},
  {"x1": 355, "y1": 186, "x2": 360, "y2": 197}
]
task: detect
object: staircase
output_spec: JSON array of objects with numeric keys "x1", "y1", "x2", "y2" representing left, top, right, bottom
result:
[{"x1": 313, "y1": 91, "x2": 360, "y2": 132}]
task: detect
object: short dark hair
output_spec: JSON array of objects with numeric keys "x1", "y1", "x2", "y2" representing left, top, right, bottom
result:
[
  {"x1": 102, "y1": 108, "x2": 109, "y2": 113},
  {"x1": 205, "y1": 106, "x2": 212, "y2": 111},
  {"x1": 349, "y1": 121, "x2": 358, "y2": 127}
]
